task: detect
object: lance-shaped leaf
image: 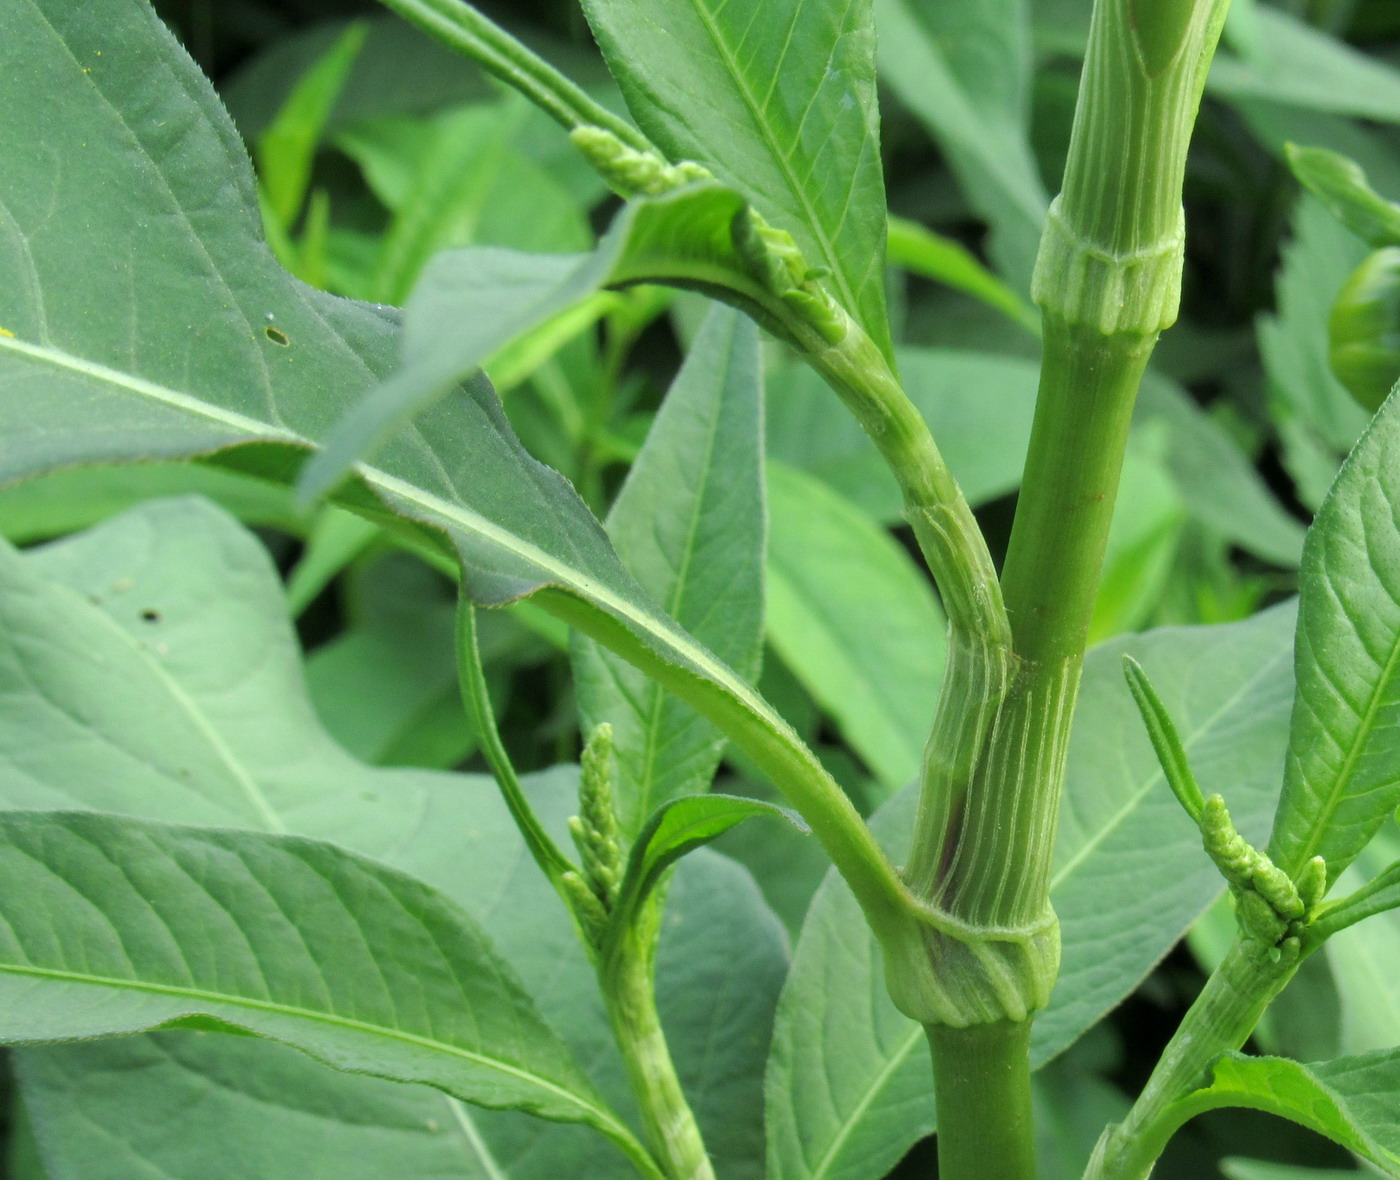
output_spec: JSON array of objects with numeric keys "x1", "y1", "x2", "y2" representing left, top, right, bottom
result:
[
  {"x1": 573, "y1": 306, "x2": 766, "y2": 838},
  {"x1": 0, "y1": 810, "x2": 647, "y2": 1162},
  {"x1": 1170, "y1": 1050, "x2": 1400, "y2": 1175},
  {"x1": 578, "y1": 0, "x2": 892, "y2": 356},
  {"x1": 0, "y1": 0, "x2": 893, "y2": 924},
  {"x1": 764, "y1": 607, "x2": 1295, "y2": 1180},
  {"x1": 873, "y1": 0, "x2": 1047, "y2": 288},
  {"x1": 1268, "y1": 390, "x2": 1400, "y2": 883}
]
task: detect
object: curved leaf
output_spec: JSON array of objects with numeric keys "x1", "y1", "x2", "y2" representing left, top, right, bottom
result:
[
  {"x1": 578, "y1": 0, "x2": 892, "y2": 355},
  {"x1": 1175, "y1": 1050, "x2": 1400, "y2": 1176},
  {"x1": 1268, "y1": 390, "x2": 1400, "y2": 881},
  {"x1": 0, "y1": 810, "x2": 642, "y2": 1159},
  {"x1": 0, "y1": 0, "x2": 878, "y2": 913},
  {"x1": 573, "y1": 305, "x2": 766, "y2": 838}
]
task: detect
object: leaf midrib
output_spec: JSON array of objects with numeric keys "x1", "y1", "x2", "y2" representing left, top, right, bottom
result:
[
  {"x1": 681, "y1": 0, "x2": 864, "y2": 322},
  {"x1": 1287, "y1": 585, "x2": 1400, "y2": 873},
  {"x1": 0, "y1": 959, "x2": 616, "y2": 1130}
]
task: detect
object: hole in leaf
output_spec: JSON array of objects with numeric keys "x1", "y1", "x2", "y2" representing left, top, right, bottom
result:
[
  {"x1": 264, "y1": 326, "x2": 290, "y2": 346},
  {"x1": 139, "y1": 609, "x2": 160, "y2": 623}
]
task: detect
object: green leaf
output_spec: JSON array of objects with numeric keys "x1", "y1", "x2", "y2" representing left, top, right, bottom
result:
[
  {"x1": 337, "y1": 97, "x2": 592, "y2": 303},
  {"x1": 873, "y1": 0, "x2": 1047, "y2": 287},
  {"x1": 766, "y1": 462, "x2": 946, "y2": 795},
  {"x1": 885, "y1": 215, "x2": 1039, "y2": 332},
  {"x1": 578, "y1": 0, "x2": 893, "y2": 356},
  {"x1": 1266, "y1": 390, "x2": 1400, "y2": 883},
  {"x1": 764, "y1": 608, "x2": 1295, "y2": 1179},
  {"x1": 0, "y1": 0, "x2": 863, "y2": 905},
  {"x1": 257, "y1": 22, "x2": 367, "y2": 230},
  {"x1": 614, "y1": 793, "x2": 806, "y2": 929},
  {"x1": 1137, "y1": 375, "x2": 1307, "y2": 568},
  {"x1": 573, "y1": 306, "x2": 765, "y2": 838},
  {"x1": 0, "y1": 810, "x2": 639, "y2": 1152},
  {"x1": 1223, "y1": 1162, "x2": 1376, "y2": 1180},
  {"x1": 766, "y1": 348, "x2": 1040, "y2": 524},
  {"x1": 1258, "y1": 195, "x2": 1372, "y2": 496},
  {"x1": 0, "y1": 497, "x2": 787, "y2": 1178},
  {"x1": 1175, "y1": 1050, "x2": 1400, "y2": 1175},
  {"x1": 1209, "y1": 6, "x2": 1400, "y2": 124},
  {"x1": 1287, "y1": 145, "x2": 1400, "y2": 249},
  {"x1": 21, "y1": 1034, "x2": 515, "y2": 1180}
]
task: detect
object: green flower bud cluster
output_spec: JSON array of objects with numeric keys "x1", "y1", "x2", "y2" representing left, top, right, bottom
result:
[
  {"x1": 1329, "y1": 247, "x2": 1400, "y2": 413},
  {"x1": 569, "y1": 125, "x2": 712, "y2": 198},
  {"x1": 562, "y1": 723, "x2": 625, "y2": 950},
  {"x1": 733, "y1": 209, "x2": 847, "y2": 345},
  {"x1": 1200, "y1": 794, "x2": 1326, "y2": 962}
]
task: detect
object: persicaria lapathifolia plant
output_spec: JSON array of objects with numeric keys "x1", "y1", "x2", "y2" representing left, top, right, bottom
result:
[{"x1": 1, "y1": 0, "x2": 1400, "y2": 1177}]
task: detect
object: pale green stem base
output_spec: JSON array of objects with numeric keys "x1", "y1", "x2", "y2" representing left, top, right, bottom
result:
[
  {"x1": 1084, "y1": 939, "x2": 1297, "y2": 1180},
  {"x1": 601, "y1": 906, "x2": 715, "y2": 1180},
  {"x1": 929, "y1": 1020, "x2": 1037, "y2": 1180}
]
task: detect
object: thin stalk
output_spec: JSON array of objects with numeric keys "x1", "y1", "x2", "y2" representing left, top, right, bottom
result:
[
  {"x1": 600, "y1": 900, "x2": 715, "y2": 1180},
  {"x1": 374, "y1": 0, "x2": 651, "y2": 152},
  {"x1": 928, "y1": 1022, "x2": 1037, "y2": 1180},
  {"x1": 455, "y1": 594, "x2": 576, "y2": 889},
  {"x1": 1084, "y1": 939, "x2": 1298, "y2": 1180}
]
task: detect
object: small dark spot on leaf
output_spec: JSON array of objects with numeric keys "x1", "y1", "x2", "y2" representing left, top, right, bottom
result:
[
  {"x1": 140, "y1": 609, "x2": 160, "y2": 623},
  {"x1": 265, "y1": 326, "x2": 290, "y2": 346}
]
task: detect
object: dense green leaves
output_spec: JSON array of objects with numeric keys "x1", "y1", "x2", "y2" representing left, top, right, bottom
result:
[
  {"x1": 0, "y1": 495, "x2": 788, "y2": 1178},
  {"x1": 0, "y1": 0, "x2": 870, "y2": 899},
  {"x1": 573, "y1": 306, "x2": 765, "y2": 838},
  {"x1": 0, "y1": 810, "x2": 637, "y2": 1149},
  {"x1": 764, "y1": 608, "x2": 1295, "y2": 1178},
  {"x1": 1177, "y1": 1050, "x2": 1400, "y2": 1175},
  {"x1": 766, "y1": 462, "x2": 946, "y2": 795},
  {"x1": 579, "y1": 0, "x2": 892, "y2": 355},
  {"x1": 1267, "y1": 391, "x2": 1400, "y2": 882}
]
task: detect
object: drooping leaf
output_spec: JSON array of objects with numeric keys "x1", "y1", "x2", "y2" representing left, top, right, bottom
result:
[
  {"x1": 1175, "y1": 1050, "x2": 1400, "y2": 1176},
  {"x1": 578, "y1": 0, "x2": 893, "y2": 356},
  {"x1": 873, "y1": 0, "x2": 1047, "y2": 288},
  {"x1": 766, "y1": 462, "x2": 946, "y2": 795},
  {"x1": 0, "y1": 0, "x2": 853, "y2": 885},
  {"x1": 1287, "y1": 145, "x2": 1400, "y2": 250},
  {"x1": 0, "y1": 810, "x2": 642, "y2": 1154},
  {"x1": 573, "y1": 306, "x2": 766, "y2": 837},
  {"x1": 616, "y1": 794, "x2": 806, "y2": 926},
  {"x1": 764, "y1": 608, "x2": 1295, "y2": 1179},
  {"x1": 1, "y1": 496, "x2": 787, "y2": 1178},
  {"x1": 1267, "y1": 390, "x2": 1400, "y2": 882}
]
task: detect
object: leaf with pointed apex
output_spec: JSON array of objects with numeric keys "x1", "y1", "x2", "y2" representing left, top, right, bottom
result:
[
  {"x1": 615, "y1": 794, "x2": 806, "y2": 930},
  {"x1": 0, "y1": 810, "x2": 641, "y2": 1156},
  {"x1": 1287, "y1": 145, "x2": 1400, "y2": 249},
  {"x1": 573, "y1": 306, "x2": 765, "y2": 838},
  {"x1": 1267, "y1": 391, "x2": 1400, "y2": 883},
  {"x1": 1175, "y1": 1050, "x2": 1400, "y2": 1175},
  {"x1": 764, "y1": 608, "x2": 1295, "y2": 1180},
  {"x1": 0, "y1": 0, "x2": 852, "y2": 881},
  {"x1": 579, "y1": 0, "x2": 892, "y2": 356}
]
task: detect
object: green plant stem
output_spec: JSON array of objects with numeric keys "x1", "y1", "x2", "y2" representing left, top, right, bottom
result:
[
  {"x1": 455, "y1": 594, "x2": 576, "y2": 890},
  {"x1": 374, "y1": 0, "x2": 652, "y2": 152},
  {"x1": 600, "y1": 901, "x2": 715, "y2": 1180},
  {"x1": 1084, "y1": 939, "x2": 1298, "y2": 1180},
  {"x1": 927, "y1": 1022, "x2": 1037, "y2": 1180}
]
